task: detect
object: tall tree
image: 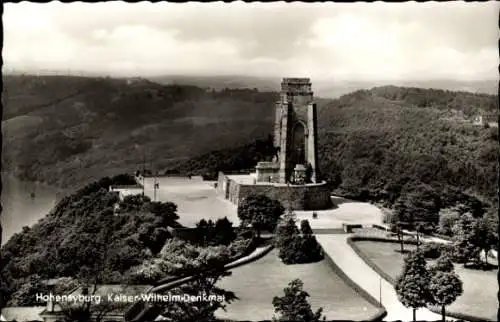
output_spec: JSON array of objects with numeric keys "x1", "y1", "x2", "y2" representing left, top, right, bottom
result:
[
  {"x1": 272, "y1": 279, "x2": 325, "y2": 322},
  {"x1": 389, "y1": 219, "x2": 406, "y2": 253},
  {"x1": 393, "y1": 183, "x2": 441, "y2": 233},
  {"x1": 451, "y1": 213, "x2": 497, "y2": 266},
  {"x1": 429, "y1": 271, "x2": 463, "y2": 321},
  {"x1": 213, "y1": 217, "x2": 237, "y2": 246},
  {"x1": 300, "y1": 220, "x2": 314, "y2": 235},
  {"x1": 395, "y1": 251, "x2": 434, "y2": 322},
  {"x1": 275, "y1": 217, "x2": 300, "y2": 249},
  {"x1": 194, "y1": 219, "x2": 215, "y2": 246},
  {"x1": 237, "y1": 194, "x2": 285, "y2": 237},
  {"x1": 475, "y1": 214, "x2": 498, "y2": 265}
]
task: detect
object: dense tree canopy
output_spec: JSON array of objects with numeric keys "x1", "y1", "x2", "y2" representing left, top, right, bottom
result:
[
  {"x1": 237, "y1": 194, "x2": 285, "y2": 236},
  {"x1": 451, "y1": 213, "x2": 497, "y2": 266},
  {"x1": 0, "y1": 174, "x2": 179, "y2": 307},
  {"x1": 192, "y1": 217, "x2": 237, "y2": 247},
  {"x1": 128, "y1": 237, "x2": 250, "y2": 284},
  {"x1": 134, "y1": 238, "x2": 242, "y2": 322},
  {"x1": 392, "y1": 183, "x2": 441, "y2": 233}
]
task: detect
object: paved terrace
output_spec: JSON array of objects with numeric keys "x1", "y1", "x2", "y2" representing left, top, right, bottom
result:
[
  {"x1": 140, "y1": 177, "x2": 386, "y2": 229},
  {"x1": 141, "y1": 177, "x2": 239, "y2": 227}
]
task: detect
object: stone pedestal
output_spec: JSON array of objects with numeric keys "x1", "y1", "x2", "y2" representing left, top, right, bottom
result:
[{"x1": 294, "y1": 164, "x2": 306, "y2": 185}]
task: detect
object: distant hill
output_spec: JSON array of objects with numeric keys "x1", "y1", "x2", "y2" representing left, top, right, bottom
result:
[
  {"x1": 148, "y1": 75, "x2": 280, "y2": 93},
  {"x1": 2, "y1": 75, "x2": 497, "y2": 205},
  {"x1": 147, "y1": 75, "x2": 498, "y2": 98}
]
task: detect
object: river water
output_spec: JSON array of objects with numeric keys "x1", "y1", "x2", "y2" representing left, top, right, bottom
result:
[{"x1": 1, "y1": 174, "x2": 58, "y2": 245}]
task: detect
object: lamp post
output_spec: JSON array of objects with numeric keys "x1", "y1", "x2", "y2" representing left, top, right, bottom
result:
[
  {"x1": 415, "y1": 223, "x2": 422, "y2": 251},
  {"x1": 379, "y1": 275, "x2": 382, "y2": 308},
  {"x1": 142, "y1": 174, "x2": 145, "y2": 197},
  {"x1": 153, "y1": 171, "x2": 159, "y2": 202}
]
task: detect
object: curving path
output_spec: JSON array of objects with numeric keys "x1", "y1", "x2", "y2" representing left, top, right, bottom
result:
[
  {"x1": 130, "y1": 245, "x2": 274, "y2": 321},
  {"x1": 316, "y1": 234, "x2": 456, "y2": 321}
]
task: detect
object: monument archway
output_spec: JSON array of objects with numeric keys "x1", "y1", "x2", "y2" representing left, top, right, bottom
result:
[{"x1": 291, "y1": 121, "x2": 307, "y2": 166}]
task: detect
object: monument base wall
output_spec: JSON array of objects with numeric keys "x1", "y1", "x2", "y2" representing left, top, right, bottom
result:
[{"x1": 216, "y1": 172, "x2": 332, "y2": 210}]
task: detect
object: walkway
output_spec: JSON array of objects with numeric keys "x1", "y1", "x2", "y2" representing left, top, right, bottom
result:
[{"x1": 316, "y1": 234, "x2": 455, "y2": 321}]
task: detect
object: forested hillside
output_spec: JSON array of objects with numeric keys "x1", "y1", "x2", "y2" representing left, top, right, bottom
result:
[
  {"x1": 2, "y1": 75, "x2": 497, "y2": 209},
  {"x1": 0, "y1": 174, "x2": 180, "y2": 307},
  {"x1": 2, "y1": 75, "x2": 276, "y2": 194},
  {"x1": 172, "y1": 86, "x2": 499, "y2": 211}
]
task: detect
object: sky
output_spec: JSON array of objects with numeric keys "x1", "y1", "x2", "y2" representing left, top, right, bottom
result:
[{"x1": 3, "y1": 1, "x2": 499, "y2": 81}]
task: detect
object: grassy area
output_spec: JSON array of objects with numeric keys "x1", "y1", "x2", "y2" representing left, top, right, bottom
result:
[
  {"x1": 215, "y1": 249, "x2": 380, "y2": 321},
  {"x1": 354, "y1": 240, "x2": 497, "y2": 321}
]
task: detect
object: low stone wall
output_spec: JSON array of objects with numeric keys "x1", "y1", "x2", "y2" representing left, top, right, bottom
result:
[
  {"x1": 319, "y1": 243, "x2": 388, "y2": 321},
  {"x1": 217, "y1": 172, "x2": 332, "y2": 210},
  {"x1": 239, "y1": 182, "x2": 332, "y2": 210},
  {"x1": 312, "y1": 228, "x2": 346, "y2": 234}
]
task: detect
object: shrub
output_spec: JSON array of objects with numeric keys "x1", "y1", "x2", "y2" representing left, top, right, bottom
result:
[
  {"x1": 438, "y1": 209, "x2": 460, "y2": 236},
  {"x1": 278, "y1": 235, "x2": 302, "y2": 265},
  {"x1": 227, "y1": 237, "x2": 252, "y2": 257},
  {"x1": 429, "y1": 254, "x2": 454, "y2": 274},
  {"x1": 277, "y1": 233, "x2": 323, "y2": 265},
  {"x1": 439, "y1": 243, "x2": 459, "y2": 262},
  {"x1": 237, "y1": 194, "x2": 285, "y2": 237},
  {"x1": 192, "y1": 217, "x2": 237, "y2": 247},
  {"x1": 298, "y1": 235, "x2": 323, "y2": 263},
  {"x1": 420, "y1": 242, "x2": 442, "y2": 259}
]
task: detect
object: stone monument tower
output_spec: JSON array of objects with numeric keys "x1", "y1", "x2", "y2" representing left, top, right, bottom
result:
[
  {"x1": 274, "y1": 78, "x2": 320, "y2": 184},
  {"x1": 218, "y1": 77, "x2": 331, "y2": 210}
]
